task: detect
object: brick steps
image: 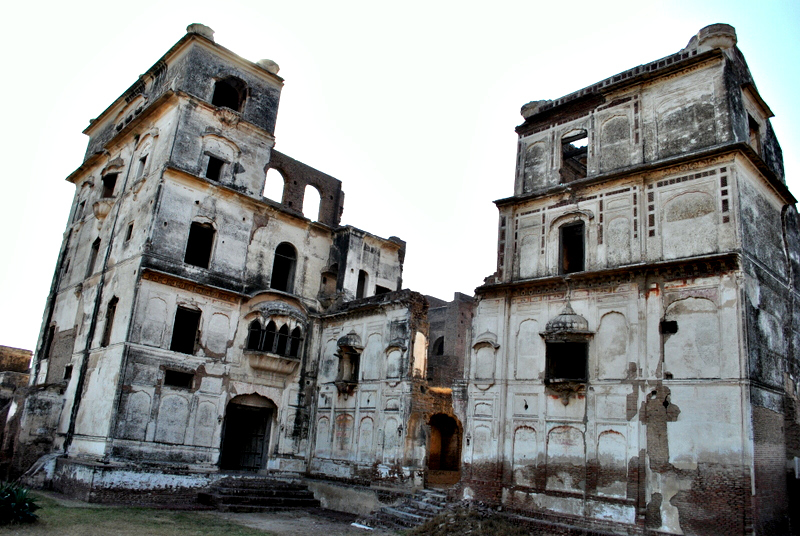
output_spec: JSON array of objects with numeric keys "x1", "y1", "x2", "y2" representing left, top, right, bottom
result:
[{"x1": 198, "y1": 476, "x2": 320, "y2": 512}]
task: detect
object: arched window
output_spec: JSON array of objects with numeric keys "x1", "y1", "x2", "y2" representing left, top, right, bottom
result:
[
  {"x1": 184, "y1": 222, "x2": 215, "y2": 269},
  {"x1": 356, "y1": 270, "x2": 369, "y2": 299},
  {"x1": 263, "y1": 168, "x2": 285, "y2": 202},
  {"x1": 289, "y1": 327, "x2": 303, "y2": 357},
  {"x1": 276, "y1": 325, "x2": 289, "y2": 355},
  {"x1": 87, "y1": 238, "x2": 101, "y2": 277},
  {"x1": 264, "y1": 321, "x2": 277, "y2": 353},
  {"x1": 432, "y1": 336, "x2": 445, "y2": 356},
  {"x1": 270, "y1": 242, "x2": 297, "y2": 293},
  {"x1": 211, "y1": 77, "x2": 246, "y2": 112},
  {"x1": 303, "y1": 184, "x2": 321, "y2": 221},
  {"x1": 100, "y1": 296, "x2": 118, "y2": 348},
  {"x1": 247, "y1": 320, "x2": 263, "y2": 350}
]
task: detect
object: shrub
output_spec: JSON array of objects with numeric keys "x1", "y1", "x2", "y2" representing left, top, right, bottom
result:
[{"x1": 0, "y1": 481, "x2": 40, "y2": 525}]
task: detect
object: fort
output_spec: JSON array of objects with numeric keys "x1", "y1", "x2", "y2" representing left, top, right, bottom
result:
[{"x1": 2, "y1": 22, "x2": 798, "y2": 535}]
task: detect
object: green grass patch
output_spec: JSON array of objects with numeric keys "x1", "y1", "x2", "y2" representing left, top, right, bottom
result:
[{"x1": 0, "y1": 495, "x2": 272, "y2": 535}]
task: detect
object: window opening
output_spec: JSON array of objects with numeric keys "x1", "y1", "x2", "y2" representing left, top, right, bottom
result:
[
  {"x1": 276, "y1": 325, "x2": 289, "y2": 356},
  {"x1": 432, "y1": 336, "x2": 445, "y2": 356},
  {"x1": 545, "y1": 341, "x2": 588, "y2": 381},
  {"x1": 101, "y1": 173, "x2": 118, "y2": 198},
  {"x1": 42, "y1": 325, "x2": 56, "y2": 360},
  {"x1": 87, "y1": 238, "x2": 101, "y2": 277},
  {"x1": 320, "y1": 264, "x2": 339, "y2": 296},
  {"x1": 170, "y1": 307, "x2": 201, "y2": 354},
  {"x1": 263, "y1": 169, "x2": 285, "y2": 202},
  {"x1": 660, "y1": 320, "x2": 678, "y2": 334},
  {"x1": 748, "y1": 114, "x2": 761, "y2": 155},
  {"x1": 100, "y1": 296, "x2": 118, "y2": 347},
  {"x1": 302, "y1": 184, "x2": 321, "y2": 221},
  {"x1": 73, "y1": 201, "x2": 86, "y2": 223},
  {"x1": 211, "y1": 77, "x2": 246, "y2": 112},
  {"x1": 560, "y1": 222, "x2": 585, "y2": 274},
  {"x1": 289, "y1": 327, "x2": 303, "y2": 357},
  {"x1": 560, "y1": 131, "x2": 588, "y2": 183},
  {"x1": 205, "y1": 155, "x2": 225, "y2": 181},
  {"x1": 136, "y1": 155, "x2": 148, "y2": 179},
  {"x1": 184, "y1": 222, "x2": 215, "y2": 269},
  {"x1": 270, "y1": 243, "x2": 297, "y2": 292},
  {"x1": 356, "y1": 270, "x2": 368, "y2": 299},
  {"x1": 164, "y1": 369, "x2": 194, "y2": 389},
  {"x1": 264, "y1": 321, "x2": 277, "y2": 353},
  {"x1": 247, "y1": 320, "x2": 263, "y2": 350},
  {"x1": 63, "y1": 364, "x2": 73, "y2": 380},
  {"x1": 375, "y1": 285, "x2": 391, "y2": 295},
  {"x1": 125, "y1": 222, "x2": 134, "y2": 242}
]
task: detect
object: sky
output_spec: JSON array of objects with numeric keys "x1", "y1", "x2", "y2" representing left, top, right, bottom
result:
[{"x1": 0, "y1": 0, "x2": 798, "y2": 351}]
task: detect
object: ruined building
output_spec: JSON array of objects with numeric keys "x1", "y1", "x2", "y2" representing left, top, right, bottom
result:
[
  {"x1": 10, "y1": 23, "x2": 467, "y2": 505},
  {"x1": 456, "y1": 23, "x2": 799, "y2": 535},
  {"x1": 9, "y1": 21, "x2": 799, "y2": 536}
]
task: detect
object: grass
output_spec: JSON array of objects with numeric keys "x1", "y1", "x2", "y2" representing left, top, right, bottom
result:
[{"x1": 0, "y1": 495, "x2": 272, "y2": 536}]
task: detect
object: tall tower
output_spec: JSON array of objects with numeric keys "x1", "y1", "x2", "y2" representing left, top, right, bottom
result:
[
  {"x1": 12, "y1": 23, "x2": 439, "y2": 502},
  {"x1": 460, "y1": 24, "x2": 799, "y2": 535}
]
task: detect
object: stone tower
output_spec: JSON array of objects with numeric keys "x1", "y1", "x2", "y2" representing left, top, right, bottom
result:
[{"x1": 459, "y1": 24, "x2": 799, "y2": 535}]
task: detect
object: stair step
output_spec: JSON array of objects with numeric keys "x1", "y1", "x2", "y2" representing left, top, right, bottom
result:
[
  {"x1": 217, "y1": 496, "x2": 320, "y2": 507},
  {"x1": 380, "y1": 506, "x2": 429, "y2": 524}
]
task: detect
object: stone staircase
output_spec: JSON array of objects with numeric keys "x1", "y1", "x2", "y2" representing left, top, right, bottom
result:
[
  {"x1": 198, "y1": 476, "x2": 321, "y2": 513},
  {"x1": 361, "y1": 488, "x2": 449, "y2": 530}
]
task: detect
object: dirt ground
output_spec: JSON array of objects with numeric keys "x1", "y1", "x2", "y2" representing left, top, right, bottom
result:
[{"x1": 6, "y1": 491, "x2": 399, "y2": 536}]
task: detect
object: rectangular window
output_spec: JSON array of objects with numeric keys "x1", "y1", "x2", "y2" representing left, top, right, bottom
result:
[
  {"x1": 560, "y1": 131, "x2": 588, "y2": 183},
  {"x1": 73, "y1": 201, "x2": 86, "y2": 223},
  {"x1": 102, "y1": 173, "x2": 118, "y2": 198},
  {"x1": 184, "y1": 222, "x2": 215, "y2": 268},
  {"x1": 170, "y1": 307, "x2": 201, "y2": 354},
  {"x1": 87, "y1": 239, "x2": 101, "y2": 277},
  {"x1": 63, "y1": 364, "x2": 73, "y2": 380},
  {"x1": 125, "y1": 222, "x2": 134, "y2": 242},
  {"x1": 164, "y1": 369, "x2": 194, "y2": 389},
  {"x1": 545, "y1": 341, "x2": 587, "y2": 381},
  {"x1": 205, "y1": 156, "x2": 225, "y2": 181},
  {"x1": 42, "y1": 325, "x2": 56, "y2": 360},
  {"x1": 100, "y1": 297, "x2": 118, "y2": 347},
  {"x1": 136, "y1": 155, "x2": 148, "y2": 179},
  {"x1": 560, "y1": 222, "x2": 585, "y2": 274},
  {"x1": 375, "y1": 285, "x2": 391, "y2": 295}
]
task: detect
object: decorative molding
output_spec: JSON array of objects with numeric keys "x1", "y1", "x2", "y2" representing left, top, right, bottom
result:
[{"x1": 141, "y1": 269, "x2": 239, "y2": 303}]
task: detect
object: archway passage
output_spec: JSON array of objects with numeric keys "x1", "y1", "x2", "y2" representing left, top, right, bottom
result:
[
  {"x1": 427, "y1": 413, "x2": 462, "y2": 487},
  {"x1": 219, "y1": 396, "x2": 275, "y2": 472}
]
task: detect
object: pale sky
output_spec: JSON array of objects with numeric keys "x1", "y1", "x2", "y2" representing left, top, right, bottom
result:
[{"x1": 1, "y1": 0, "x2": 798, "y2": 351}]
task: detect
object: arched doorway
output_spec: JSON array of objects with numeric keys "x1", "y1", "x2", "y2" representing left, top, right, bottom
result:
[
  {"x1": 427, "y1": 413, "x2": 462, "y2": 486},
  {"x1": 219, "y1": 394, "x2": 276, "y2": 472}
]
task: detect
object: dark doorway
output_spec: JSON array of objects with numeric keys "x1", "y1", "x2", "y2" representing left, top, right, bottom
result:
[
  {"x1": 220, "y1": 397, "x2": 274, "y2": 472},
  {"x1": 427, "y1": 414, "x2": 462, "y2": 487}
]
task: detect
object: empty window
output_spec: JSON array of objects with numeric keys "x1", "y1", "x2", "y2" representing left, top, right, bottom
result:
[
  {"x1": 42, "y1": 325, "x2": 56, "y2": 360},
  {"x1": 432, "y1": 336, "x2": 445, "y2": 356},
  {"x1": 356, "y1": 270, "x2": 369, "y2": 299},
  {"x1": 337, "y1": 350, "x2": 360, "y2": 385},
  {"x1": 748, "y1": 114, "x2": 761, "y2": 155},
  {"x1": 263, "y1": 168, "x2": 285, "y2": 203},
  {"x1": 205, "y1": 155, "x2": 225, "y2": 181},
  {"x1": 211, "y1": 77, "x2": 246, "y2": 112},
  {"x1": 87, "y1": 238, "x2": 101, "y2": 277},
  {"x1": 560, "y1": 222, "x2": 585, "y2": 274},
  {"x1": 270, "y1": 243, "x2": 297, "y2": 292},
  {"x1": 125, "y1": 222, "x2": 134, "y2": 242},
  {"x1": 101, "y1": 173, "x2": 118, "y2": 198},
  {"x1": 100, "y1": 296, "x2": 118, "y2": 347},
  {"x1": 184, "y1": 222, "x2": 215, "y2": 269},
  {"x1": 164, "y1": 370, "x2": 194, "y2": 389},
  {"x1": 545, "y1": 341, "x2": 588, "y2": 381},
  {"x1": 170, "y1": 307, "x2": 201, "y2": 354},
  {"x1": 302, "y1": 185, "x2": 321, "y2": 221},
  {"x1": 375, "y1": 285, "x2": 391, "y2": 295},
  {"x1": 247, "y1": 320, "x2": 264, "y2": 350},
  {"x1": 246, "y1": 319, "x2": 302, "y2": 357},
  {"x1": 73, "y1": 201, "x2": 86, "y2": 223},
  {"x1": 63, "y1": 364, "x2": 73, "y2": 380},
  {"x1": 136, "y1": 155, "x2": 148, "y2": 179},
  {"x1": 560, "y1": 131, "x2": 588, "y2": 183},
  {"x1": 289, "y1": 327, "x2": 303, "y2": 358},
  {"x1": 320, "y1": 264, "x2": 339, "y2": 296}
]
